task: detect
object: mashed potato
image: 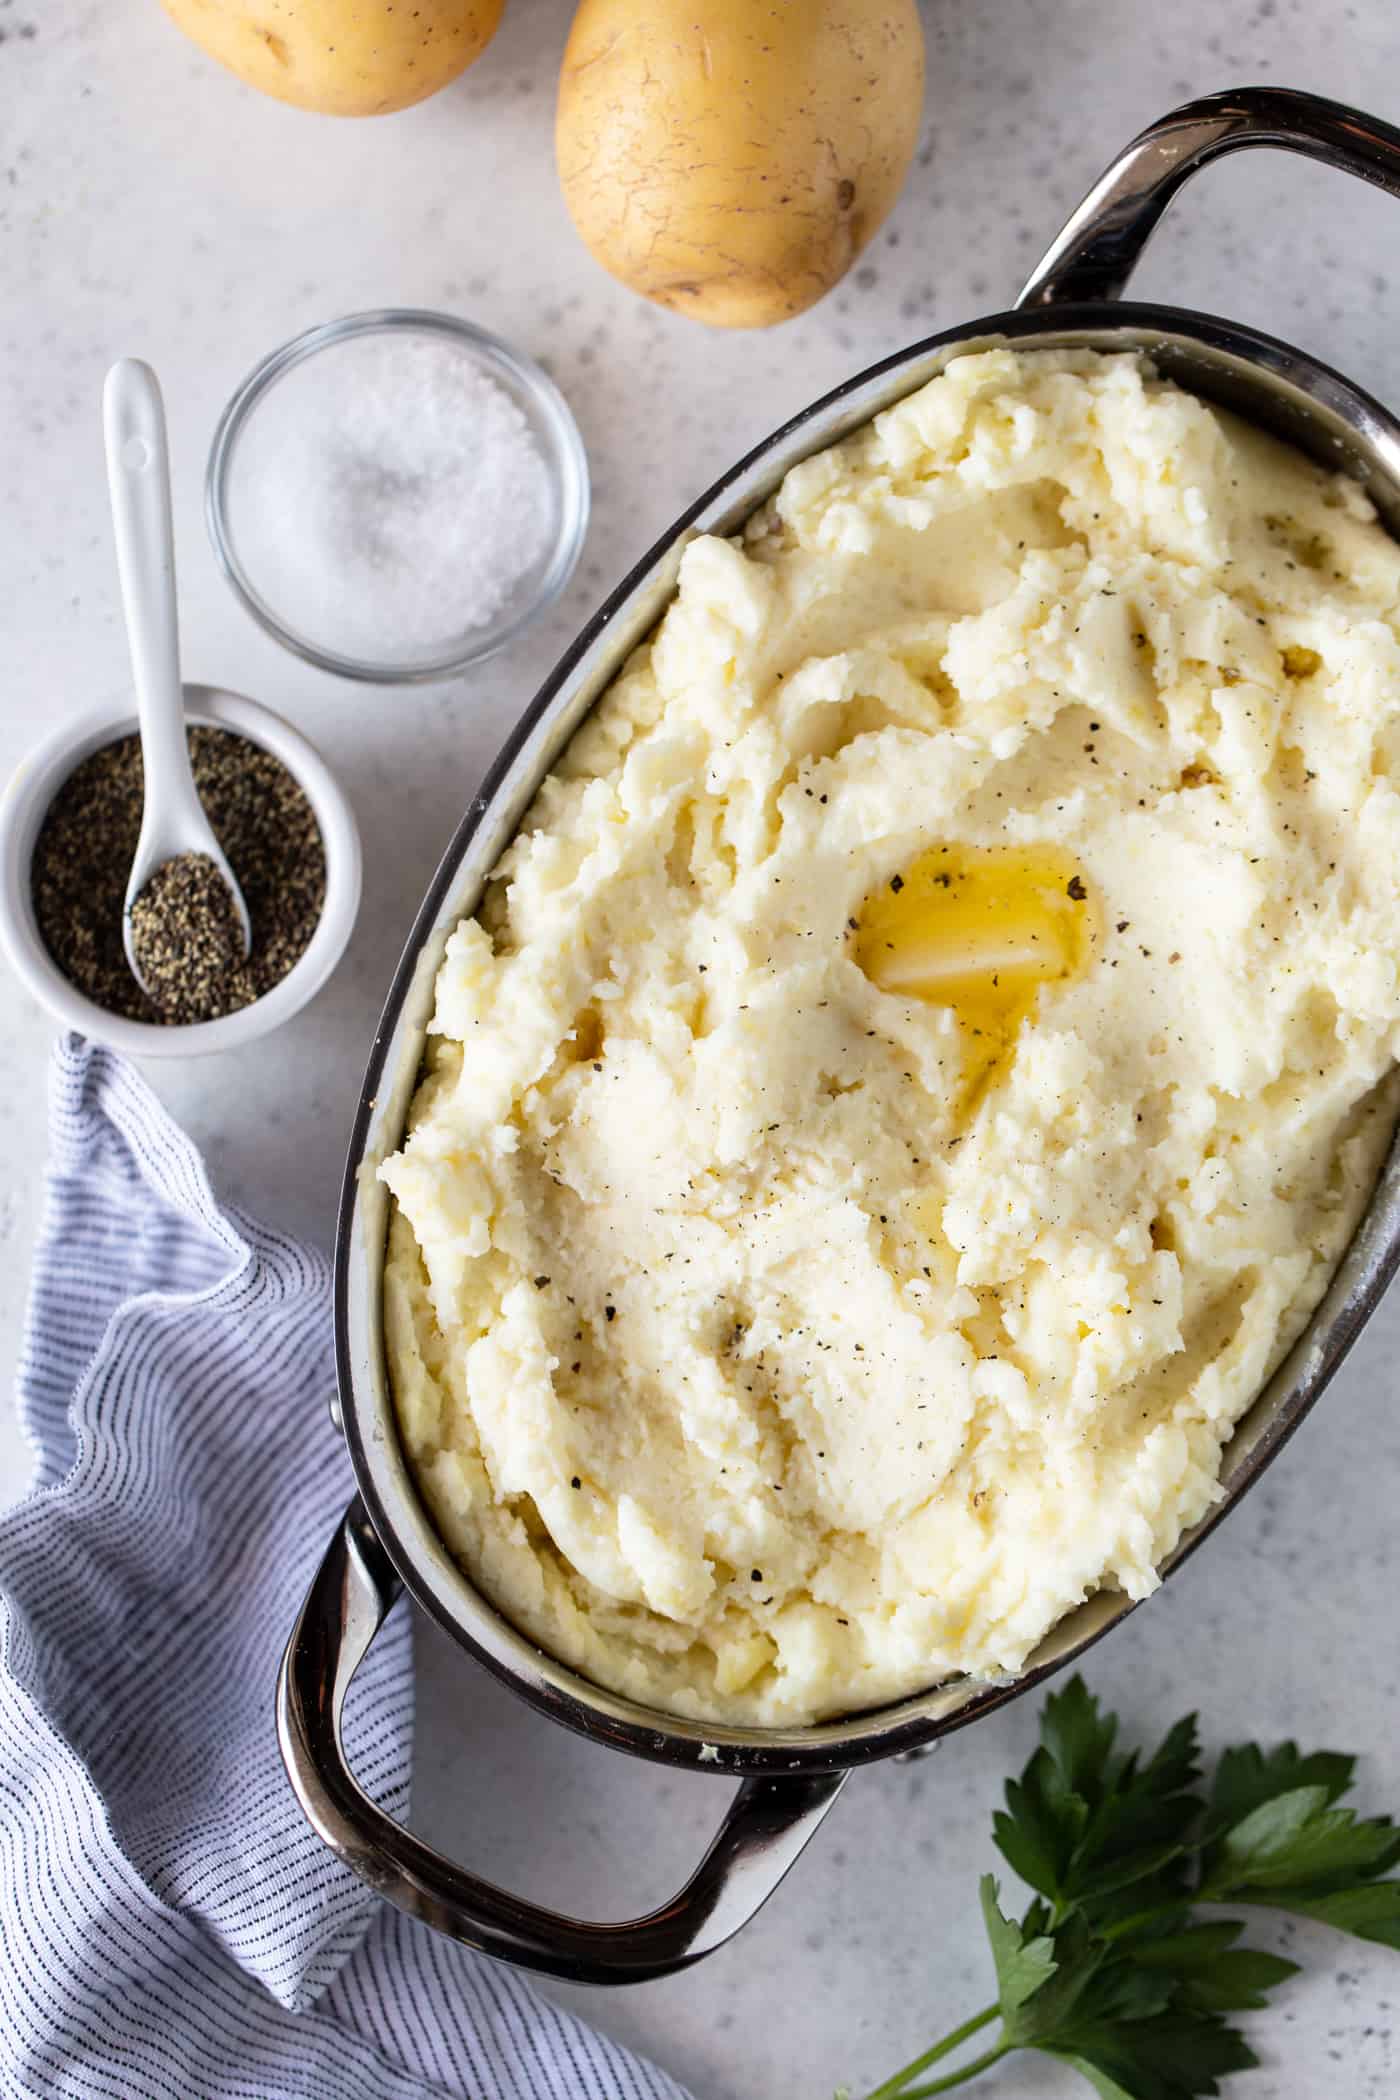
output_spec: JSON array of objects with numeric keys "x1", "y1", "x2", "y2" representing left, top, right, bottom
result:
[{"x1": 382, "y1": 348, "x2": 1400, "y2": 1726}]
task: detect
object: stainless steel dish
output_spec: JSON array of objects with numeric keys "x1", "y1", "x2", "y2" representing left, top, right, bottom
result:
[{"x1": 279, "y1": 87, "x2": 1400, "y2": 1985}]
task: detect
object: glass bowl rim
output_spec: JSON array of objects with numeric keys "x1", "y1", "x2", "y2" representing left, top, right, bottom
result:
[{"x1": 205, "y1": 308, "x2": 591, "y2": 685}]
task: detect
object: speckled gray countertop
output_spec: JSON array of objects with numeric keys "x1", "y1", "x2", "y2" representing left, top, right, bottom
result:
[{"x1": 5, "y1": 4, "x2": 1400, "y2": 2096}]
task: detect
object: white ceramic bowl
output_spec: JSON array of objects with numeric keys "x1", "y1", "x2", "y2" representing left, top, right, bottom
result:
[{"x1": 0, "y1": 686, "x2": 361, "y2": 1058}]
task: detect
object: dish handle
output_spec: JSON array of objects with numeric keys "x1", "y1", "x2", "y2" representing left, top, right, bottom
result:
[
  {"x1": 1019, "y1": 85, "x2": 1400, "y2": 309},
  {"x1": 277, "y1": 1496, "x2": 847, "y2": 1984}
]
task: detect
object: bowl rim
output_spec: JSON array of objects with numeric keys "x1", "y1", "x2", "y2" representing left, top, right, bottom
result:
[
  {"x1": 335, "y1": 299, "x2": 1400, "y2": 1773},
  {"x1": 0, "y1": 685, "x2": 363, "y2": 1058},
  {"x1": 205, "y1": 308, "x2": 592, "y2": 685}
]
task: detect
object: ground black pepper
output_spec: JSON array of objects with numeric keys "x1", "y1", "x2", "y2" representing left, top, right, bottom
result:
[
  {"x1": 31, "y1": 726, "x2": 326, "y2": 1025},
  {"x1": 128, "y1": 853, "x2": 249, "y2": 1026}
]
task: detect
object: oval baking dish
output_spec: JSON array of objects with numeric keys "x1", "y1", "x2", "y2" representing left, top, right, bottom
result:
[{"x1": 280, "y1": 87, "x2": 1400, "y2": 1984}]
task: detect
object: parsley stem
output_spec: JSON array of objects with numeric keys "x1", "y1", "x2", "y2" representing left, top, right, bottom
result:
[
  {"x1": 1100, "y1": 1890, "x2": 1238, "y2": 1946},
  {"x1": 859, "y1": 2006, "x2": 1000, "y2": 2100},
  {"x1": 1099, "y1": 1898, "x2": 1186, "y2": 1944},
  {"x1": 897, "y1": 2041, "x2": 1012, "y2": 2096}
]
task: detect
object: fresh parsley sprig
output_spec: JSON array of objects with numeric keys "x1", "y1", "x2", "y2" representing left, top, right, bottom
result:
[{"x1": 849, "y1": 1676, "x2": 1400, "y2": 2100}]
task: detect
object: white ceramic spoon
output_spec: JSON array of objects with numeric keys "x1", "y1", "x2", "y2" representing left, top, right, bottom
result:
[{"x1": 103, "y1": 358, "x2": 251, "y2": 992}]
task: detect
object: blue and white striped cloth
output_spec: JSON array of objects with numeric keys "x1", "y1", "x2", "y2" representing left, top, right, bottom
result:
[{"x1": 0, "y1": 1037, "x2": 687, "y2": 2100}]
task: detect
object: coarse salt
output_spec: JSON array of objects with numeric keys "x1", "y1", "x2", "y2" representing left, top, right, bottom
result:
[{"x1": 229, "y1": 331, "x2": 557, "y2": 662}]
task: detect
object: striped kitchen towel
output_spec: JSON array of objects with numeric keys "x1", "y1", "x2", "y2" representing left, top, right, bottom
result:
[{"x1": 0, "y1": 1035, "x2": 687, "y2": 2100}]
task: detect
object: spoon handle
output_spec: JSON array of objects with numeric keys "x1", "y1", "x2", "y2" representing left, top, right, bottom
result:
[{"x1": 103, "y1": 359, "x2": 203, "y2": 834}]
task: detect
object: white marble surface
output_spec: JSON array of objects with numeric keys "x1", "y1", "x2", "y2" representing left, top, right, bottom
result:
[{"x1": 6, "y1": 3, "x2": 1400, "y2": 2096}]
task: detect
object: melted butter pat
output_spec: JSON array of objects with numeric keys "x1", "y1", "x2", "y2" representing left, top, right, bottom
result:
[{"x1": 855, "y1": 843, "x2": 1094, "y2": 1103}]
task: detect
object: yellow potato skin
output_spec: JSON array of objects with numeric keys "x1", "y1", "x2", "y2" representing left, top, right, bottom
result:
[
  {"x1": 160, "y1": 0, "x2": 505, "y2": 116},
  {"x1": 555, "y1": 0, "x2": 925, "y2": 329}
]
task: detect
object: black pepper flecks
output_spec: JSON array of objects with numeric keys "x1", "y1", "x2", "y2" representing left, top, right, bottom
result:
[
  {"x1": 31, "y1": 726, "x2": 326, "y2": 1024},
  {"x1": 129, "y1": 854, "x2": 247, "y2": 1025}
]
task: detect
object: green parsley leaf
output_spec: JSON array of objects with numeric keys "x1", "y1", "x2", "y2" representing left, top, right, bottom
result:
[
  {"x1": 1257, "y1": 1880, "x2": 1400, "y2": 1950},
  {"x1": 1197, "y1": 1742, "x2": 1400, "y2": 1948},
  {"x1": 1005, "y1": 1905, "x2": 1263, "y2": 2099},
  {"x1": 851, "y1": 1682, "x2": 1400, "y2": 2100},
  {"x1": 978, "y1": 1878, "x2": 1057, "y2": 2021},
  {"x1": 992, "y1": 1763, "x2": 1078, "y2": 1904},
  {"x1": 1118, "y1": 1921, "x2": 1298, "y2": 2012},
  {"x1": 1206, "y1": 1741, "x2": 1355, "y2": 1832},
  {"x1": 1048, "y1": 2008, "x2": 1258, "y2": 2100},
  {"x1": 1042, "y1": 1675, "x2": 1120, "y2": 1800},
  {"x1": 996, "y1": 1909, "x2": 1114, "y2": 2046},
  {"x1": 993, "y1": 1678, "x2": 1203, "y2": 1921},
  {"x1": 1211, "y1": 1786, "x2": 1400, "y2": 1891}
]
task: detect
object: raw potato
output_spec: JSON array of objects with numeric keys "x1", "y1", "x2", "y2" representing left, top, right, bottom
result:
[
  {"x1": 556, "y1": 0, "x2": 926, "y2": 329},
  {"x1": 160, "y1": 0, "x2": 505, "y2": 116}
]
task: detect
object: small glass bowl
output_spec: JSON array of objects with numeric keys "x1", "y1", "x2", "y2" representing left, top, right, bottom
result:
[{"x1": 206, "y1": 310, "x2": 590, "y2": 685}]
